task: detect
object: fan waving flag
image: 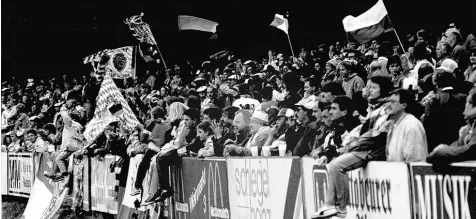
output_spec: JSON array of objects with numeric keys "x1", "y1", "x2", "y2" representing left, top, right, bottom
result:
[
  {"x1": 342, "y1": 0, "x2": 393, "y2": 44},
  {"x1": 83, "y1": 75, "x2": 140, "y2": 143},
  {"x1": 270, "y1": 14, "x2": 289, "y2": 35},
  {"x1": 178, "y1": 15, "x2": 218, "y2": 33}
]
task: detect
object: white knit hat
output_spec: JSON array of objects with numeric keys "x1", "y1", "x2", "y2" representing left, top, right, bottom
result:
[{"x1": 250, "y1": 111, "x2": 268, "y2": 124}]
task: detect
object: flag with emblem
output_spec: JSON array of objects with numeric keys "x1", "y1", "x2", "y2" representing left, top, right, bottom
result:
[
  {"x1": 105, "y1": 46, "x2": 135, "y2": 79},
  {"x1": 83, "y1": 75, "x2": 140, "y2": 143},
  {"x1": 270, "y1": 14, "x2": 289, "y2": 35}
]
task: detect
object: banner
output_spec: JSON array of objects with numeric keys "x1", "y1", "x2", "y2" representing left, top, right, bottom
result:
[
  {"x1": 2, "y1": 152, "x2": 8, "y2": 195},
  {"x1": 22, "y1": 153, "x2": 71, "y2": 219},
  {"x1": 7, "y1": 152, "x2": 35, "y2": 197},
  {"x1": 346, "y1": 162, "x2": 411, "y2": 219},
  {"x1": 118, "y1": 154, "x2": 162, "y2": 219},
  {"x1": 90, "y1": 155, "x2": 121, "y2": 214},
  {"x1": 226, "y1": 157, "x2": 303, "y2": 219},
  {"x1": 171, "y1": 157, "x2": 231, "y2": 219},
  {"x1": 300, "y1": 157, "x2": 329, "y2": 219},
  {"x1": 409, "y1": 162, "x2": 476, "y2": 219}
]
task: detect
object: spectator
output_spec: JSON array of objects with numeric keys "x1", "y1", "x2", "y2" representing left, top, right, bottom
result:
[
  {"x1": 298, "y1": 78, "x2": 318, "y2": 106},
  {"x1": 263, "y1": 108, "x2": 294, "y2": 155},
  {"x1": 427, "y1": 87, "x2": 476, "y2": 165},
  {"x1": 320, "y1": 82, "x2": 346, "y2": 104},
  {"x1": 224, "y1": 110, "x2": 270, "y2": 156},
  {"x1": 44, "y1": 110, "x2": 85, "y2": 181},
  {"x1": 314, "y1": 76, "x2": 392, "y2": 218},
  {"x1": 212, "y1": 106, "x2": 240, "y2": 156},
  {"x1": 435, "y1": 41, "x2": 452, "y2": 66},
  {"x1": 130, "y1": 106, "x2": 172, "y2": 196},
  {"x1": 196, "y1": 121, "x2": 215, "y2": 158},
  {"x1": 422, "y1": 70, "x2": 466, "y2": 152},
  {"x1": 25, "y1": 129, "x2": 50, "y2": 153},
  {"x1": 222, "y1": 110, "x2": 252, "y2": 156},
  {"x1": 144, "y1": 108, "x2": 199, "y2": 204},
  {"x1": 340, "y1": 61, "x2": 365, "y2": 100},
  {"x1": 386, "y1": 89, "x2": 428, "y2": 162}
]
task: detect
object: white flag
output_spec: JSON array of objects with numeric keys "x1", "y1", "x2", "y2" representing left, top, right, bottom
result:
[
  {"x1": 270, "y1": 14, "x2": 289, "y2": 35},
  {"x1": 342, "y1": 0, "x2": 393, "y2": 44},
  {"x1": 178, "y1": 15, "x2": 219, "y2": 33}
]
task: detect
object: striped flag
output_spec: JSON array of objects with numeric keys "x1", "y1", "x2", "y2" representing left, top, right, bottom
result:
[
  {"x1": 270, "y1": 14, "x2": 289, "y2": 35},
  {"x1": 83, "y1": 75, "x2": 140, "y2": 143},
  {"x1": 342, "y1": 0, "x2": 394, "y2": 44},
  {"x1": 83, "y1": 50, "x2": 106, "y2": 64}
]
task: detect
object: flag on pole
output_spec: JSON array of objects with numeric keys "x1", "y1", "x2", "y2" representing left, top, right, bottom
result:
[
  {"x1": 178, "y1": 15, "x2": 219, "y2": 33},
  {"x1": 270, "y1": 14, "x2": 289, "y2": 35},
  {"x1": 105, "y1": 46, "x2": 135, "y2": 79},
  {"x1": 124, "y1": 13, "x2": 157, "y2": 45},
  {"x1": 342, "y1": 0, "x2": 393, "y2": 44},
  {"x1": 83, "y1": 47, "x2": 135, "y2": 79},
  {"x1": 83, "y1": 75, "x2": 140, "y2": 143},
  {"x1": 83, "y1": 50, "x2": 106, "y2": 64}
]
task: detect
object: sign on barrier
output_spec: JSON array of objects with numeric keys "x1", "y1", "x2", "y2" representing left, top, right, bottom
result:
[
  {"x1": 22, "y1": 152, "x2": 71, "y2": 219},
  {"x1": 1, "y1": 152, "x2": 8, "y2": 195},
  {"x1": 346, "y1": 162, "x2": 411, "y2": 219},
  {"x1": 119, "y1": 153, "x2": 162, "y2": 219},
  {"x1": 172, "y1": 157, "x2": 231, "y2": 219},
  {"x1": 300, "y1": 157, "x2": 329, "y2": 219},
  {"x1": 8, "y1": 152, "x2": 35, "y2": 197},
  {"x1": 410, "y1": 162, "x2": 476, "y2": 219},
  {"x1": 90, "y1": 155, "x2": 120, "y2": 214},
  {"x1": 226, "y1": 157, "x2": 303, "y2": 219}
]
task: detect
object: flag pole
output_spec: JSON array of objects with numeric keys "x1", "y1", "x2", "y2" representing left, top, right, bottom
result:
[
  {"x1": 153, "y1": 44, "x2": 167, "y2": 69},
  {"x1": 393, "y1": 29, "x2": 406, "y2": 55},
  {"x1": 287, "y1": 34, "x2": 295, "y2": 57}
]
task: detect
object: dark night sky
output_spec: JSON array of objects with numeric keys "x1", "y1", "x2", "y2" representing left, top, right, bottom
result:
[{"x1": 2, "y1": 0, "x2": 475, "y2": 79}]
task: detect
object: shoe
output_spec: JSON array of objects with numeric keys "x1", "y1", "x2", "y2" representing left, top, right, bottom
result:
[
  {"x1": 155, "y1": 189, "x2": 174, "y2": 203},
  {"x1": 52, "y1": 172, "x2": 69, "y2": 182},
  {"x1": 311, "y1": 205, "x2": 338, "y2": 218},
  {"x1": 141, "y1": 192, "x2": 161, "y2": 206},
  {"x1": 43, "y1": 172, "x2": 56, "y2": 179},
  {"x1": 130, "y1": 187, "x2": 142, "y2": 196}
]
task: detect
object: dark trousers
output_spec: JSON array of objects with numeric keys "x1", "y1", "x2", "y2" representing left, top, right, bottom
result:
[
  {"x1": 156, "y1": 150, "x2": 181, "y2": 191},
  {"x1": 134, "y1": 149, "x2": 157, "y2": 188}
]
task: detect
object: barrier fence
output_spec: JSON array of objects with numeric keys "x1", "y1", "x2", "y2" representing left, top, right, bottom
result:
[{"x1": 2, "y1": 152, "x2": 476, "y2": 219}]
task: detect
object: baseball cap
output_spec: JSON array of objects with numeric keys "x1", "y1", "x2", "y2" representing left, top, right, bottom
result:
[
  {"x1": 437, "y1": 59, "x2": 458, "y2": 73},
  {"x1": 197, "y1": 86, "x2": 208, "y2": 93},
  {"x1": 277, "y1": 108, "x2": 295, "y2": 118},
  {"x1": 295, "y1": 101, "x2": 314, "y2": 110}
]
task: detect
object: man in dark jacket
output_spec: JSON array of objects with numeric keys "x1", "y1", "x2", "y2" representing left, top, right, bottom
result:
[
  {"x1": 130, "y1": 107, "x2": 171, "y2": 196},
  {"x1": 427, "y1": 87, "x2": 476, "y2": 165},
  {"x1": 422, "y1": 70, "x2": 466, "y2": 152}
]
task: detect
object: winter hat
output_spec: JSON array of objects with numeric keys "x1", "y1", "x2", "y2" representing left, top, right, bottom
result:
[{"x1": 250, "y1": 110, "x2": 268, "y2": 125}]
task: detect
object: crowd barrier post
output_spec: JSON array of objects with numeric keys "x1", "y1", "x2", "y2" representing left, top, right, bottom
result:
[
  {"x1": 1, "y1": 151, "x2": 8, "y2": 195},
  {"x1": 300, "y1": 157, "x2": 329, "y2": 219}
]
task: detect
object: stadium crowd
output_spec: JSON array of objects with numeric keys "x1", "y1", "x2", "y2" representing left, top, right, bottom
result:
[{"x1": 2, "y1": 22, "x2": 476, "y2": 218}]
